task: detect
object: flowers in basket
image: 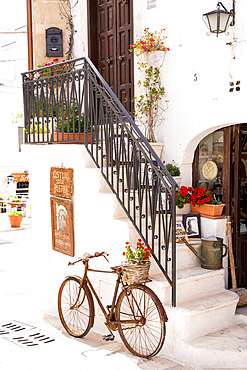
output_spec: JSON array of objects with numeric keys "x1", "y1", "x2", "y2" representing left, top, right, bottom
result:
[
  {"x1": 123, "y1": 239, "x2": 152, "y2": 262},
  {"x1": 129, "y1": 28, "x2": 169, "y2": 57},
  {"x1": 122, "y1": 239, "x2": 152, "y2": 283}
]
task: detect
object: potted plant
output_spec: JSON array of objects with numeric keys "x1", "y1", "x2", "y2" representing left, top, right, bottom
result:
[
  {"x1": 121, "y1": 239, "x2": 152, "y2": 283},
  {"x1": 54, "y1": 102, "x2": 92, "y2": 144},
  {"x1": 25, "y1": 123, "x2": 50, "y2": 142},
  {"x1": 9, "y1": 210, "x2": 24, "y2": 228},
  {"x1": 176, "y1": 186, "x2": 193, "y2": 214},
  {"x1": 128, "y1": 28, "x2": 170, "y2": 154},
  {"x1": 7, "y1": 196, "x2": 23, "y2": 208},
  {"x1": 189, "y1": 187, "x2": 225, "y2": 218},
  {"x1": 162, "y1": 161, "x2": 182, "y2": 187}
]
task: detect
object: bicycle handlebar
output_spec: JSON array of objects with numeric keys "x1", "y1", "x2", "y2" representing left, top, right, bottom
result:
[{"x1": 68, "y1": 251, "x2": 109, "y2": 266}]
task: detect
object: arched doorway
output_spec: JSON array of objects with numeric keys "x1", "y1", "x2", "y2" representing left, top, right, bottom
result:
[
  {"x1": 87, "y1": 0, "x2": 134, "y2": 113},
  {"x1": 193, "y1": 124, "x2": 247, "y2": 287}
]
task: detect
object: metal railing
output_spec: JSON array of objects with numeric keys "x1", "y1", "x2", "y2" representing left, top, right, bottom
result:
[{"x1": 22, "y1": 57, "x2": 177, "y2": 306}]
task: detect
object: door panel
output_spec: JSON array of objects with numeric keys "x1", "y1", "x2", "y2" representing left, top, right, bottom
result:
[
  {"x1": 116, "y1": 0, "x2": 133, "y2": 112},
  {"x1": 232, "y1": 124, "x2": 247, "y2": 288},
  {"x1": 98, "y1": 0, "x2": 116, "y2": 92},
  {"x1": 94, "y1": 0, "x2": 133, "y2": 113}
]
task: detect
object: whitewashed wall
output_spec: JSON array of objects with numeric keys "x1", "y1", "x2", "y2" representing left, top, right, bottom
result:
[
  {"x1": 73, "y1": 0, "x2": 247, "y2": 186},
  {"x1": 22, "y1": 144, "x2": 137, "y2": 334}
]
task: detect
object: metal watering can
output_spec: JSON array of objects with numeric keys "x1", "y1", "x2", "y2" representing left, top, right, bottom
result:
[{"x1": 183, "y1": 237, "x2": 228, "y2": 270}]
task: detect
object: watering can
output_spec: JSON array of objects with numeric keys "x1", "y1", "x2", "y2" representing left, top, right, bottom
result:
[{"x1": 182, "y1": 237, "x2": 228, "y2": 270}]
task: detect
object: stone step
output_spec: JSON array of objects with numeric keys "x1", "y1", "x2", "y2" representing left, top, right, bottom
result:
[
  {"x1": 179, "y1": 314, "x2": 247, "y2": 368},
  {"x1": 149, "y1": 266, "x2": 226, "y2": 305},
  {"x1": 163, "y1": 290, "x2": 238, "y2": 341}
]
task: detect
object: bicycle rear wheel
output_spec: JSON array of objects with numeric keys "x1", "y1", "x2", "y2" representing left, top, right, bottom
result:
[
  {"x1": 58, "y1": 277, "x2": 94, "y2": 338},
  {"x1": 116, "y1": 284, "x2": 166, "y2": 358}
]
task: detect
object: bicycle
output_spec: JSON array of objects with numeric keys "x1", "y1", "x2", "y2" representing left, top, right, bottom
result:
[{"x1": 58, "y1": 251, "x2": 168, "y2": 358}]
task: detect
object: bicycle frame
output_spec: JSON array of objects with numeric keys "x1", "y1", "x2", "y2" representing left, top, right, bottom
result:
[{"x1": 68, "y1": 257, "x2": 142, "y2": 333}]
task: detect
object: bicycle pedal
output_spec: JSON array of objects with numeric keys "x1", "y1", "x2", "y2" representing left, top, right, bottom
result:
[{"x1": 102, "y1": 334, "x2": 114, "y2": 341}]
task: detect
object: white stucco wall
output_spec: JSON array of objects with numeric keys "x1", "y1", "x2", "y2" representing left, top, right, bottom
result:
[
  {"x1": 132, "y1": 0, "x2": 247, "y2": 184},
  {"x1": 22, "y1": 144, "x2": 137, "y2": 334},
  {"x1": 0, "y1": 87, "x2": 29, "y2": 199},
  {"x1": 73, "y1": 0, "x2": 247, "y2": 186}
]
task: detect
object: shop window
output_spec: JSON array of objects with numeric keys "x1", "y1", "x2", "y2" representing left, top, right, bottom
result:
[{"x1": 196, "y1": 131, "x2": 223, "y2": 202}]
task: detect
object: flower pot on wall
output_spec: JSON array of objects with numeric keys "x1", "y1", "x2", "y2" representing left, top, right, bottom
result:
[
  {"x1": 176, "y1": 203, "x2": 191, "y2": 215},
  {"x1": 191, "y1": 203, "x2": 225, "y2": 219},
  {"x1": 53, "y1": 132, "x2": 92, "y2": 144},
  {"x1": 30, "y1": 133, "x2": 50, "y2": 143},
  {"x1": 149, "y1": 142, "x2": 164, "y2": 158},
  {"x1": 146, "y1": 50, "x2": 166, "y2": 68},
  {"x1": 173, "y1": 176, "x2": 182, "y2": 188},
  {"x1": 9, "y1": 215, "x2": 23, "y2": 227}
]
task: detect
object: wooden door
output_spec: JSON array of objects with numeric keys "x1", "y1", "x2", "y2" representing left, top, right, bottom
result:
[
  {"x1": 88, "y1": 0, "x2": 134, "y2": 113},
  {"x1": 232, "y1": 124, "x2": 247, "y2": 287}
]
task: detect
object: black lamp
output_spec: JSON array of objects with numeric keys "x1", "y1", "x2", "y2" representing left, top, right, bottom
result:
[{"x1": 203, "y1": 1, "x2": 235, "y2": 37}]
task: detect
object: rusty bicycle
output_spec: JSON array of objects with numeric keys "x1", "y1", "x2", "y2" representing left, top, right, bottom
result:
[{"x1": 58, "y1": 251, "x2": 168, "y2": 358}]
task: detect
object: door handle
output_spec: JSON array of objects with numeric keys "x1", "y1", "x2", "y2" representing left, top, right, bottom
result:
[
  {"x1": 118, "y1": 55, "x2": 123, "y2": 62},
  {"x1": 107, "y1": 58, "x2": 111, "y2": 65}
]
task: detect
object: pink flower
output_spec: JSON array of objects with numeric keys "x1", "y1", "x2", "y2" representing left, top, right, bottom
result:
[
  {"x1": 142, "y1": 46, "x2": 146, "y2": 49},
  {"x1": 150, "y1": 38, "x2": 155, "y2": 42},
  {"x1": 167, "y1": 48, "x2": 170, "y2": 51}
]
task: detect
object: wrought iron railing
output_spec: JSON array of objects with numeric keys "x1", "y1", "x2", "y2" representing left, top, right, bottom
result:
[{"x1": 22, "y1": 57, "x2": 177, "y2": 306}]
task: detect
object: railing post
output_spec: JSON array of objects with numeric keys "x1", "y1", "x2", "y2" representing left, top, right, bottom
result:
[
  {"x1": 84, "y1": 59, "x2": 89, "y2": 147},
  {"x1": 171, "y1": 185, "x2": 177, "y2": 307}
]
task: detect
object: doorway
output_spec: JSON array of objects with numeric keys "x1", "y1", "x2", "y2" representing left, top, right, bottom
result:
[
  {"x1": 87, "y1": 0, "x2": 134, "y2": 113},
  {"x1": 193, "y1": 124, "x2": 247, "y2": 288}
]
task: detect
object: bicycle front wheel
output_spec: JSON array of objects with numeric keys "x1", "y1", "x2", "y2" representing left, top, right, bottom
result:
[
  {"x1": 58, "y1": 277, "x2": 94, "y2": 338},
  {"x1": 116, "y1": 284, "x2": 166, "y2": 358}
]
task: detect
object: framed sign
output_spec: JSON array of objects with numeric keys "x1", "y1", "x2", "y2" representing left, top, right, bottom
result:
[
  {"x1": 182, "y1": 214, "x2": 201, "y2": 240},
  {"x1": 50, "y1": 167, "x2": 74, "y2": 199},
  {"x1": 51, "y1": 196, "x2": 74, "y2": 256}
]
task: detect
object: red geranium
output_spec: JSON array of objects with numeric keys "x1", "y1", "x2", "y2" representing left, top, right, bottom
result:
[{"x1": 189, "y1": 187, "x2": 216, "y2": 207}]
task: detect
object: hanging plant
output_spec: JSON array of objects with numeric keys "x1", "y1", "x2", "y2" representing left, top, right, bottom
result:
[
  {"x1": 129, "y1": 28, "x2": 170, "y2": 56},
  {"x1": 127, "y1": 28, "x2": 169, "y2": 142}
]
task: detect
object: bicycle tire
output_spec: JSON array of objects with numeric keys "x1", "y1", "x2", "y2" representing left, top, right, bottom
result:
[
  {"x1": 116, "y1": 284, "x2": 166, "y2": 358},
  {"x1": 58, "y1": 277, "x2": 94, "y2": 338}
]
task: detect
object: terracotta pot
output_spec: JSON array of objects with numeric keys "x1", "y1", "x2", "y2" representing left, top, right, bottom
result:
[
  {"x1": 53, "y1": 132, "x2": 92, "y2": 144},
  {"x1": 9, "y1": 215, "x2": 23, "y2": 227},
  {"x1": 191, "y1": 203, "x2": 225, "y2": 219},
  {"x1": 8, "y1": 202, "x2": 23, "y2": 208}
]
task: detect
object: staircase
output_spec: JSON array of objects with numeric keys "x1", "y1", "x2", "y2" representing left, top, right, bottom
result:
[
  {"x1": 84, "y1": 150, "x2": 247, "y2": 368},
  {"x1": 23, "y1": 57, "x2": 247, "y2": 368}
]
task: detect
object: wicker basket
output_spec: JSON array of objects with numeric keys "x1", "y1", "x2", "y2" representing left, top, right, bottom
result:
[{"x1": 121, "y1": 260, "x2": 151, "y2": 284}]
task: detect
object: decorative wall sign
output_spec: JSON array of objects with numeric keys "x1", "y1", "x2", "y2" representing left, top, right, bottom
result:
[
  {"x1": 147, "y1": 0, "x2": 157, "y2": 9},
  {"x1": 12, "y1": 173, "x2": 29, "y2": 182},
  {"x1": 202, "y1": 161, "x2": 218, "y2": 180},
  {"x1": 50, "y1": 167, "x2": 74, "y2": 199},
  {"x1": 50, "y1": 197, "x2": 74, "y2": 256}
]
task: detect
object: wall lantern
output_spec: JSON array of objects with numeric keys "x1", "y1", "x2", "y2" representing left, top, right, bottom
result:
[{"x1": 203, "y1": 1, "x2": 235, "y2": 36}]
